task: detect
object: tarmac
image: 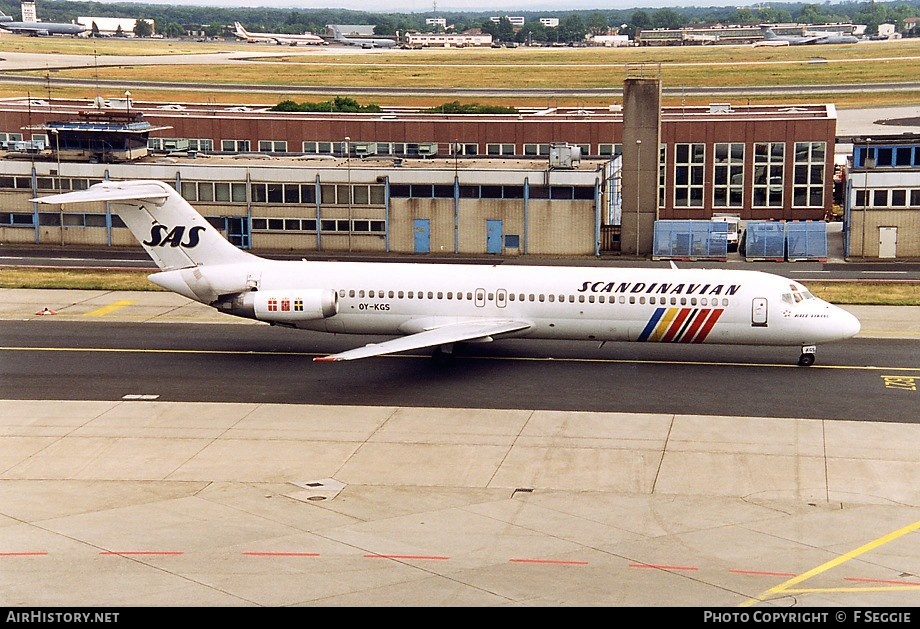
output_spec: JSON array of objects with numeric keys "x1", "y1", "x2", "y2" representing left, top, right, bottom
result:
[{"x1": 1, "y1": 288, "x2": 920, "y2": 606}]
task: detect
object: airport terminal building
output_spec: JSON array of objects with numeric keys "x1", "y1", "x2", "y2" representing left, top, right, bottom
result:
[{"x1": 0, "y1": 94, "x2": 858, "y2": 258}]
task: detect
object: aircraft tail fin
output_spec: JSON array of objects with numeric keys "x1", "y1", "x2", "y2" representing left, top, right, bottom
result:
[
  {"x1": 34, "y1": 180, "x2": 254, "y2": 272},
  {"x1": 233, "y1": 22, "x2": 248, "y2": 37}
]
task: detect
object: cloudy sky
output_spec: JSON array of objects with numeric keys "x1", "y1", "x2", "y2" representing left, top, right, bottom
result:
[{"x1": 84, "y1": 0, "x2": 765, "y2": 12}]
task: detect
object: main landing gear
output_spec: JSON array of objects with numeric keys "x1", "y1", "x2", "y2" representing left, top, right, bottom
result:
[
  {"x1": 432, "y1": 344, "x2": 456, "y2": 365},
  {"x1": 798, "y1": 344, "x2": 817, "y2": 367}
]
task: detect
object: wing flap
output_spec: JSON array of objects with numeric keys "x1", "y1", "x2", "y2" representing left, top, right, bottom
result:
[{"x1": 314, "y1": 320, "x2": 531, "y2": 362}]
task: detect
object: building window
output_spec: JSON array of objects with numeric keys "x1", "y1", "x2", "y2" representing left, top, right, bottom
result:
[
  {"x1": 0, "y1": 132, "x2": 24, "y2": 147},
  {"x1": 753, "y1": 142, "x2": 784, "y2": 208},
  {"x1": 1, "y1": 212, "x2": 35, "y2": 226},
  {"x1": 188, "y1": 139, "x2": 213, "y2": 152},
  {"x1": 674, "y1": 143, "x2": 705, "y2": 207},
  {"x1": 449, "y1": 143, "x2": 478, "y2": 155},
  {"x1": 258, "y1": 140, "x2": 287, "y2": 153},
  {"x1": 793, "y1": 142, "x2": 825, "y2": 208},
  {"x1": 486, "y1": 143, "x2": 515, "y2": 156},
  {"x1": 598, "y1": 143, "x2": 621, "y2": 157},
  {"x1": 658, "y1": 144, "x2": 666, "y2": 209},
  {"x1": 221, "y1": 139, "x2": 250, "y2": 153},
  {"x1": 713, "y1": 143, "x2": 744, "y2": 208},
  {"x1": 523, "y1": 143, "x2": 550, "y2": 157}
]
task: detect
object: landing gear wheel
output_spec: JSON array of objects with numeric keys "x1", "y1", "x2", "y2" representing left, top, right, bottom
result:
[
  {"x1": 798, "y1": 353, "x2": 815, "y2": 367},
  {"x1": 432, "y1": 345, "x2": 454, "y2": 365}
]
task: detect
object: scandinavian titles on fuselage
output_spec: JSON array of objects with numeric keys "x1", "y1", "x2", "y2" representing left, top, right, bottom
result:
[{"x1": 577, "y1": 281, "x2": 741, "y2": 296}]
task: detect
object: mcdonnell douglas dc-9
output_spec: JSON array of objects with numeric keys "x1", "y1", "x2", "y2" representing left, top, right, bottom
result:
[{"x1": 35, "y1": 181, "x2": 860, "y2": 366}]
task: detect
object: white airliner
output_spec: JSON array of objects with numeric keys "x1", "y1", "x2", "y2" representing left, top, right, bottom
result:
[
  {"x1": 34, "y1": 180, "x2": 861, "y2": 366},
  {"x1": 232, "y1": 21, "x2": 325, "y2": 46},
  {"x1": 330, "y1": 27, "x2": 397, "y2": 48}
]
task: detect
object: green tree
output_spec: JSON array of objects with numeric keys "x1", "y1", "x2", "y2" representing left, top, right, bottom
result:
[
  {"x1": 163, "y1": 22, "x2": 185, "y2": 38},
  {"x1": 133, "y1": 19, "x2": 153, "y2": 38},
  {"x1": 559, "y1": 14, "x2": 586, "y2": 42},
  {"x1": 515, "y1": 21, "x2": 546, "y2": 45},
  {"x1": 797, "y1": 4, "x2": 825, "y2": 25},
  {"x1": 651, "y1": 8, "x2": 683, "y2": 30},
  {"x1": 632, "y1": 10, "x2": 651, "y2": 30},
  {"x1": 587, "y1": 12, "x2": 609, "y2": 37},
  {"x1": 495, "y1": 17, "x2": 515, "y2": 42}
]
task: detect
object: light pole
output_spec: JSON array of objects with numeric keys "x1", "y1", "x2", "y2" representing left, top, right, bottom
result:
[
  {"x1": 345, "y1": 136, "x2": 351, "y2": 252},
  {"x1": 51, "y1": 128, "x2": 63, "y2": 245},
  {"x1": 635, "y1": 138, "x2": 641, "y2": 257},
  {"x1": 862, "y1": 141, "x2": 874, "y2": 258}
]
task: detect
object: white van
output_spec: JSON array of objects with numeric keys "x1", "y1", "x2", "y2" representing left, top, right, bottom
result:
[{"x1": 711, "y1": 214, "x2": 742, "y2": 251}]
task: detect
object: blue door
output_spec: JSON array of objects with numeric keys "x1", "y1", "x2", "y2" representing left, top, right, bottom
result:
[
  {"x1": 226, "y1": 217, "x2": 250, "y2": 249},
  {"x1": 413, "y1": 219, "x2": 430, "y2": 253},
  {"x1": 486, "y1": 219, "x2": 503, "y2": 254}
]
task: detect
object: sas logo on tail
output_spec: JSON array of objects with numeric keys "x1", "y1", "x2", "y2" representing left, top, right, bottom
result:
[{"x1": 143, "y1": 225, "x2": 206, "y2": 248}]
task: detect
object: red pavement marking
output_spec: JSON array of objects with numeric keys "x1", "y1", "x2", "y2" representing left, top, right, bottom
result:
[
  {"x1": 629, "y1": 563, "x2": 698, "y2": 571},
  {"x1": 243, "y1": 552, "x2": 321, "y2": 557},
  {"x1": 99, "y1": 551, "x2": 184, "y2": 555},
  {"x1": 0, "y1": 552, "x2": 49, "y2": 556},
  {"x1": 845, "y1": 576, "x2": 920, "y2": 586},
  {"x1": 364, "y1": 554, "x2": 450, "y2": 560},
  {"x1": 729, "y1": 569, "x2": 797, "y2": 577},
  {"x1": 509, "y1": 558, "x2": 589, "y2": 565}
]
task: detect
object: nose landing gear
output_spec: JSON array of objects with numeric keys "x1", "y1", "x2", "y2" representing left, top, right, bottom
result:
[{"x1": 798, "y1": 344, "x2": 817, "y2": 367}]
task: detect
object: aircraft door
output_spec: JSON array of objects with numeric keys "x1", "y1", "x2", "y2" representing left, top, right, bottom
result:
[
  {"x1": 475, "y1": 288, "x2": 486, "y2": 308},
  {"x1": 496, "y1": 288, "x2": 507, "y2": 308},
  {"x1": 752, "y1": 297, "x2": 768, "y2": 327}
]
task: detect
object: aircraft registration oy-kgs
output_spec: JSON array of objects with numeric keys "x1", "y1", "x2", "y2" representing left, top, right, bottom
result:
[{"x1": 35, "y1": 181, "x2": 861, "y2": 366}]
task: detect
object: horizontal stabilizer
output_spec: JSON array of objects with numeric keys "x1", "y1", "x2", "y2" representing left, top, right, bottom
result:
[
  {"x1": 33, "y1": 181, "x2": 170, "y2": 205},
  {"x1": 315, "y1": 319, "x2": 531, "y2": 361}
]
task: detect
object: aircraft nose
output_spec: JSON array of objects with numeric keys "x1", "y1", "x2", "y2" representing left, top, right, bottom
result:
[{"x1": 838, "y1": 307, "x2": 861, "y2": 339}]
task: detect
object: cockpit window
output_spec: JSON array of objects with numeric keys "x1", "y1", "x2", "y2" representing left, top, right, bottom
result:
[{"x1": 782, "y1": 284, "x2": 816, "y2": 304}]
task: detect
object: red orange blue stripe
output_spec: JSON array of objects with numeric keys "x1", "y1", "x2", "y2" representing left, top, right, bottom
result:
[{"x1": 637, "y1": 308, "x2": 724, "y2": 343}]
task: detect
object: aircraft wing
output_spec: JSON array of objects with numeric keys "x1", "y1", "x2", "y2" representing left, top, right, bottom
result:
[{"x1": 314, "y1": 319, "x2": 531, "y2": 362}]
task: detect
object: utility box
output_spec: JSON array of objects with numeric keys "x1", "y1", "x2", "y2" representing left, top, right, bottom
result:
[
  {"x1": 353, "y1": 142, "x2": 377, "y2": 157},
  {"x1": 549, "y1": 143, "x2": 581, "y2": 169}
]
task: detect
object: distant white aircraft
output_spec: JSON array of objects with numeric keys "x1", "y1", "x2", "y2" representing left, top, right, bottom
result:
[
  {"x1": 755, "y1": 26, "x2": 859, "y2": 46},
  {"x1": 0, "y1": 10, "x2": 86, "y2": 36},
  {"x1": 232, "y1": 21, "x2": 325, "y2": 46},
  {"x1": 34, "y1": 180, "x2": 860, "y2": 366},
  {"x1": 330, "y1": 26, "x2": 397, "y2": 49}
]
